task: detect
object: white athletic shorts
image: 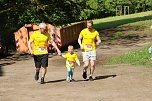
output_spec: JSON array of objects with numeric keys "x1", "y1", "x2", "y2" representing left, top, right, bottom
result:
[{"x1": 82, "y1": 50, "x2": 96, "y2": 62}]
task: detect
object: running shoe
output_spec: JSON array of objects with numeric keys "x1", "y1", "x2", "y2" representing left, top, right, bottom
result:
[
  {"x1": 89, "y1": 76, "x2": 94, "y2": 81},
  {"x1": 66, "y1": 77, "x2": 71, "y2": 82},
  {"x1": 40, "y1": 77, "x2": 44, "y2": 84},
  {"x1": 34, "y1": 72, "x2": 39, "y2": 81},
  {"x1": 70, "y1": 79, "x2": 76, "y2": 82},
  {"x1": 83, "y1": 70, "x2": 87, "y2": 79}
]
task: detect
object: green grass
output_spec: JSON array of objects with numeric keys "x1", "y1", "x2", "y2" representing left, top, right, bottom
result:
[
  {"x1": 100, "y1": 13, "x2": 152, "y2": 67},
  {"x1": 92, "y1": 11, "x2": 152, "y2": 67},
  {"x1": 108, "y1": 45, "x2": 152, "y2": 66},
  {"x1": 93, "y1": 11, "x2": 152, "y2": 30},
  {"x1": 110, "y1": 31, "x2": 124, "y2": 40}
]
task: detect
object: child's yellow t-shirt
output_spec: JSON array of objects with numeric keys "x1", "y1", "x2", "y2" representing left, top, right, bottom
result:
[
  {"x1": 62, "y1": 52, "x2": 79, "y2": 69},
  {"x1": 79, "y1": 28, "x2": 99, "y2": 52},
  {"x1": 29, "y1": 31, "x2": 51, "y2": 55}
]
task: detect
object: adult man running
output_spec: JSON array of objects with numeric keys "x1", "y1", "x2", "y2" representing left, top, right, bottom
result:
[
  {"x1": 78, "y1": 20, "x2": 101, "y2": 81},
  {"x1": 28, "y1": 22, "x2": 61, "y2": 84}
]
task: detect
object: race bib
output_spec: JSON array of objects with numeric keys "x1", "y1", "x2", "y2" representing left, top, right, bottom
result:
[
  {"x1": 85, "y1": 44, "x2": 92, "y2": 50},
  {"x1": 38, "y1": 47, "x2": 46, "y2": 52},
  {"x1": 68, "y1": 60, "x2": 74, "y2": 67}
]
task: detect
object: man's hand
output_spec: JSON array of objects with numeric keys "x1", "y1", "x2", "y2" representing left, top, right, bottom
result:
[
  {"x1": 96, "y1": 41, "x2": 100, "y2": 46},
  {"x1": 57, "y1": 50, "x2": 61, "y2": 56},
  {"x1": 80, "y1": 45, "x2": 84, "y2": 50},
  {"x1": 28, "y1": 50, "x2": 34, "y2": 55}
]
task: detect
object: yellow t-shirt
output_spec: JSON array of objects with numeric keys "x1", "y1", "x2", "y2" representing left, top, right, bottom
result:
[
  {"x1": 79, "y1": 28, "x2": 99, "y2": 52},
  {"x1": 62, "y1": 52, "x2": 79, "y2": 69},
  {"x1": 29, "y1": 31, "x2": 51, "y2": 55}
]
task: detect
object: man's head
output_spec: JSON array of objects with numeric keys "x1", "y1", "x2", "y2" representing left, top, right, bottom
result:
[
  {"x1": 39, "y1": 23, "x2": 47, "y2": 33},
  {"x1": 87, "y1": 20, "x2": 93, "y2": 31}
]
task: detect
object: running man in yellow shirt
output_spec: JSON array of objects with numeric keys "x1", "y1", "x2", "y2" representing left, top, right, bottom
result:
[
  {"x1": 62, "y1": 45, "x2": 80, "y2": 82},
  {"x1": 28, "y1": 23, "x2": 61, "y2": 84},
  {"x1": 78, "y1": 20, "x2": 101, "y2": 81}
]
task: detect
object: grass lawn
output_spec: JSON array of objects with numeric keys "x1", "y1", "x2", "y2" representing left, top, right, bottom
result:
[
  {"x1": 102, "y1": 19, "x2": 152, "y2": 66},
  {"x1": 93, "y1": 11, "x2": 152, "y2": 31}
]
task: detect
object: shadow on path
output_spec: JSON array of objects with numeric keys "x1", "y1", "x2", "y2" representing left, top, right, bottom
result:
[
  {"x1": 43, "y1": 74, "x2": 117, "y2": 83},
  {"x1": 45, "y1": 79, "x2": 66, "y2": 83},
  {"x1": 0, "y1": 62, "x2": 16, "y2": 76},
  {"x1": 94, "y1": 74, "x2": 117, "y2": 80},
  {"x1": 75, "y1": 74, "x2": 117, "y2": 82},
  {"x1": 0, "y1": 66, "x2": 3, "y2": 76}
]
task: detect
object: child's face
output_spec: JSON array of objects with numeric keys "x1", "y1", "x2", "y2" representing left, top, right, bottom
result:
[{"x1": 68, "y1": 47, "x2": 74, "y2": 53}]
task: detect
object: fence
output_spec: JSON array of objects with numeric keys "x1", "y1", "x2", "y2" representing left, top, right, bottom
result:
[{"x1": 14, "y1": 21, "x2": 86, "y2": 53}]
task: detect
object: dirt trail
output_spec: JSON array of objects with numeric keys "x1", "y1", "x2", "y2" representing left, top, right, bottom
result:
[{"x1": 0, "y1": 36, "x2": 152, "y2": 101}]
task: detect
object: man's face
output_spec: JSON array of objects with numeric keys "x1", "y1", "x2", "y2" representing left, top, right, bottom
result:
[
  {"x1": 87, "y1": 23, "x2": 93, "y2": 31},
  {"x1": 40, "y1": 26, "x2": 47, "y2": 33}
]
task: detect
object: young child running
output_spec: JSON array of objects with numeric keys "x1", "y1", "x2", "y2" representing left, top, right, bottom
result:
[{"x1": 62, "y1": 45, "x2": 80, "y2": 82}]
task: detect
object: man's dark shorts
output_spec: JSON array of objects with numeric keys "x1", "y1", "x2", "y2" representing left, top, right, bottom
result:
[{"x1": 33, "y1": 54, "x2": 48, "y2": 68}]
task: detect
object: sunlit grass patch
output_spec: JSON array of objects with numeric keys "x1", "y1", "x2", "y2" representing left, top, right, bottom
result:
[
  {"x1": 93, "y1": 11, "x2": 152, "y2": 30},
  {"x1": 108, "y1": 45, "x2": 152, "y2": 66}
]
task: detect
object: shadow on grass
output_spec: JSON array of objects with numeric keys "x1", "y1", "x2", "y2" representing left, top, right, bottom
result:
[{"x1": 94, "y1": 14, "x2": 152, "y2": 31}]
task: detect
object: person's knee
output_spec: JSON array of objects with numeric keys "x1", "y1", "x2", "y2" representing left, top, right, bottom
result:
[
  {"x1": 83, "y1": 63, "x2": 89, "y2": 69},
  {"x1": 67, "y1": 70, "x2": 72, "y2": 73},
  {"x1": 36, "y1": 68, "x2": 40, "y2": 71},
  {"x1": 67, "y1": 70, "x2": 72, "y2": 76},
  {"x1": 83, "y1": 61, "x2": 89, "y2": 67},
  {"x1": 90, "y1": 64, "x2": 95, "y2": 68},
  {"x1": 90, "y1": 60, "x2": 95, "y2": 67},
  {"x1": 67, "y1": 71, "x2": 71, "y2": 74},
  {"x1": 42, "y1": 67, "x2": 47, "y2": 71}
]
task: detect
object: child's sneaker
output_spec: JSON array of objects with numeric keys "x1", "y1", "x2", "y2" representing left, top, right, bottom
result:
[
  {"x1": 66, "y1": 77, "x2": 71, "y2": 82},
  {"x1": 70, "y1": 79, "x2": 76, "y2": 82}
]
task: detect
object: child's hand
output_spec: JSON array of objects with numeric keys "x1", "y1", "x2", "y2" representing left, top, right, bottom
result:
[
  {"x1": 76, "y1": 60, "x2": 80, "y2": 66},
  {"x1": 61, "y1": 53, "x2": 66, "y2": 58}
]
